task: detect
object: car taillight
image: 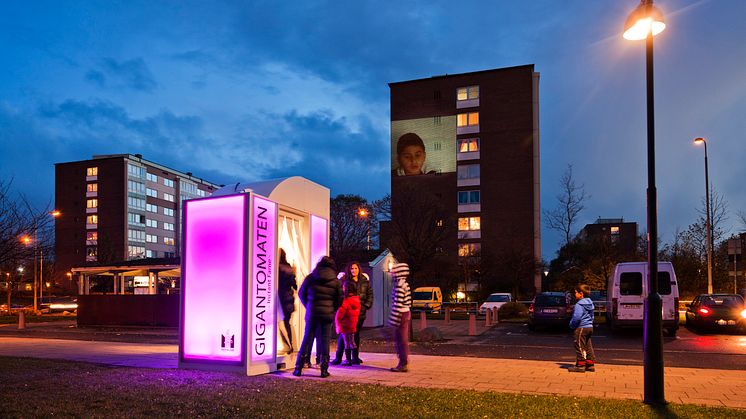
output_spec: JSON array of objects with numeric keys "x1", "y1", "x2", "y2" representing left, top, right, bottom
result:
[
  {"x1": 529, "y1": 303, "x2": 534, "y2": 314},
  {"x1": 698, "y1": 307, "x2": 711, "y2": 315}
]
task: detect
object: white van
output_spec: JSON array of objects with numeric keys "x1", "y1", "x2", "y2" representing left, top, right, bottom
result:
[{"x1": 606, "y1": 262, "x2": 679, "y2": 336}]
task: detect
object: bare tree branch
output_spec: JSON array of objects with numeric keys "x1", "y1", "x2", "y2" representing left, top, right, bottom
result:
[{"x1": 543, "y1": 164, "x2": 589, "y2": 247}]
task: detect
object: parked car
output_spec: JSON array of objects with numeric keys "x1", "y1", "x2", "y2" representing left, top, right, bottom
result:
[
  {"x1": 528, "y1": 292, "x2": 574, "y2": 330},
  {"x1": 479, "y1": 293, "x2": 513, "y2": 315},
  {"x1": 43, "y1": 297, "x2": 78, "y2": 313},
  {"x1": 606, "y1": 261, "x2": 680, "y2": 336},
  {"x1": 685, "y1": 294, "x2": 746, "y2": 333},
  {"x1": 411, "y1": 287, "x2": 443, "y2": 313}
]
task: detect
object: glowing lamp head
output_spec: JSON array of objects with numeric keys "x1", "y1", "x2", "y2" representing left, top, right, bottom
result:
[
  {"x1": 693, "y1": 137, "x2": 706, "y2": 146},
  {"x1": 50, "y1": 210, "x2": 61, "y2": 218},
  {"x1": 623, "y1": 1, "x2": 665, "y2": 41},
  {"x1": 456, "y1": 291, "x2": 465, "y2": 300},
  {"x1": 357, "y1": 208, "x2": 368, "y2": 218}
]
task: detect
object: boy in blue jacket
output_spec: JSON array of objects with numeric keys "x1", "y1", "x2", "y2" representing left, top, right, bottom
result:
[{"x1": 568, "y1": 284, "x2": 596, "y2": 373}]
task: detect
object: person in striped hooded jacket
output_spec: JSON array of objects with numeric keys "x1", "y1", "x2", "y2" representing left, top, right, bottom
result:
[{"x1": 388, "y1": 262, "x2": 412, "y2": 372}]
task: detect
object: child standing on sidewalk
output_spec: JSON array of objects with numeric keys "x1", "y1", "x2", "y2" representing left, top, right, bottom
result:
[
  {"x1": 568, "y1": 284, "x2": 595, "y2": 373},
  {"x1": 335, "y1": 281, "x2": 361, "y2": 366},
  {"x1": 388, "y1": 262, "x2": 412, "y2": 372}
]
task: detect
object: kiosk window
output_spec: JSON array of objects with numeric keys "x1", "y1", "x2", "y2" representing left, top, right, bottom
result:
[{"x1": 619, "y1": 272, "x2": 642, "y2": 295}]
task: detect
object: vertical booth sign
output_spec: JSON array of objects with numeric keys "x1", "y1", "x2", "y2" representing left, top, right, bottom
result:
[
  {"x1": 250, "y1": 196, "x2": 277, "y2": 362},
  {"x1": 310, "y1": 215, "x2": 328, "y2": 269},
  {"x1": 181, "y1": 194, "x2": 247, "y2": 364}
]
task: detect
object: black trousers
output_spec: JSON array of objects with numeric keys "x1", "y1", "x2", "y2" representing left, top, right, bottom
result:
[
  {"x1": 334, "y1": 315, "x2": 365, "y2": 360},
  {"x1": 573, "y1": 327, "x2": 595, "y2": 365},
  {"x1": 296, "y1": 316, "x2": 332, "y2": 368}
]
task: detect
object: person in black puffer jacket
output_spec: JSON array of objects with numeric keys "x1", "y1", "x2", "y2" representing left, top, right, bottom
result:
[{"x1": 293, "y1": 256, "x2": 342, "y2": 378}]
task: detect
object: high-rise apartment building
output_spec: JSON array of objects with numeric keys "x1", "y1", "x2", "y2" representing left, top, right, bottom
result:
[
  {"x1": 387, "y1": 65, "x2": 541, "y2": 295},
  {"x1": 54, "y1": 154, "x2": 220, "y2": 277}
]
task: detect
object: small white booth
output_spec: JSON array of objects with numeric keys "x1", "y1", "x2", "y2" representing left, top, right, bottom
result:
[
  {"x1": 363, "y1": 249, "x2": 398, "y2": 328},
  {"x1": 178, "y1": 176, "x2": 329, "y2": 375}
]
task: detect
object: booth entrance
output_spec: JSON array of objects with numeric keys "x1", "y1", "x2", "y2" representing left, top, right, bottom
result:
[{"x1": 178, "y1": 177, "x2": 329, "y2": 376}]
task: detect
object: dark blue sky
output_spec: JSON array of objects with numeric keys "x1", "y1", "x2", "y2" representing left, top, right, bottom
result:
[{"x1": 1, "y1": 0, "x2": 744, "y2": 259}]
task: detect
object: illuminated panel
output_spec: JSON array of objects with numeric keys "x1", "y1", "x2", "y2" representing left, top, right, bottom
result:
[
  {"x1": 182, "y1": 195, "x2": 245, "y2": 363},
  {"x1": 310, "y1": 215, "x2": 328, "y2": 269},
  {"x1": 250, "y1": 196, "x2": 277, "y2": 362}
]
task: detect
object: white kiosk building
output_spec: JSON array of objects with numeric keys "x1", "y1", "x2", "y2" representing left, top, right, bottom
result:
[{"x1": 179, "y1": 177, "x2": 329, "y2": 375}]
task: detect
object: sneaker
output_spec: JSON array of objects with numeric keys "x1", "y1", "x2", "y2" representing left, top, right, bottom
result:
[
  {"x1": 330, "y1": 358, "x2": 342, "y2": 366},
  {"x1": 390, "y1": 365, "x2": 408, "y2": 373},
  {"x1": 292, "y1": 368, "x2": 302, "y2": 377},
  {"x1": 351, "y1": 357, "x2": 363, "y2": 365},
  {"x1": 341, "y1": 360, "x2": 353, "y2": 366},
  {"x1": 568, "y1": 365, "x2": 585, "y2": 373},
  {"x1": 320, "y1": 370, "x2": 330, "y2": 378},
  {"x1": 586, "y1": 365, "x2": 596, "y2": 372}
]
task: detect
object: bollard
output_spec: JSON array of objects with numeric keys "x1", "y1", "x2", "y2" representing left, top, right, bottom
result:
[
  {"x1": 18, "y1": 311, "x2": 26, "y2": 330},
  {"x1": 485, "y1": 307, "x2": 491, "y2": 326},
  {"x1": 468, "y1": 312, "x2": 477, "y2": 336},
  {"x1": 444, "y1": 307, "x2": 451, "y2": 324},
  {"x1": 492, "y1": 307, "x2": 499, "y2": 324},
  {"x1": 420, "y1": 310, "x2": 427, "y2": 331}
]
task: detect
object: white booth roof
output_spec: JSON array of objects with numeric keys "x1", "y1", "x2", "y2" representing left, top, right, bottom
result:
[{"x1": 212, "y1": 176, "x2": 330, "y2": 219}]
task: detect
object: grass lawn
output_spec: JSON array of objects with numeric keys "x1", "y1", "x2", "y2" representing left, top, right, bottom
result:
[
  {"x1": 1, "y1": 357, "x2": 743, "y2": 418},
  {"x1": 0, "y1": 314, "x2": 74, "y2": 324}
]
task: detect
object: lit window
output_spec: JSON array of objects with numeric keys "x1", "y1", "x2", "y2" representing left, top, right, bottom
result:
[
  {"x1": 128, "y1": 212, "x2": 145, "y2": 225},
  {"x1": 146, "y1": 204, "x2": 158, "y2": 213},
  {"x1": 458, "y1": 138, "x2": 480, "y2": 153},
  {"x1": 128, "y1": 229, "x2": 146, "y2": 242},
  {"x1": 86, "y1": 215, "x2": 98, "y2": 225},
  {"x1": 458, "y1": 190, "x2": 480, "y2": 204},
  {"x1": 457, "y1": 164, "x2": 480, "y2": 180},
  {"x1": 458, "y1": 217, "x2": 481, "y2": 231},
  {"x1": 146, "y1": 234, "x2": 158, "y2": 243},
  {"x1": 87, "y1": 183, "x2": 98, "y2": 193},
  {"x1": 146, "y1": 250, "x2": 156, "y2": 258},
  {"x1": 86, "y1": 199, "x2": 98, "y2": 208},
  {"x1": 86, "y1": 247, "x2": 98, "y2": 257},
  {"x1": 163, "y1": 193, "x2": 175, "y2": 202},
  {"x1": 456, "y1": 86, "x2": 479, "y2": 101},
  {"x1": 86, "y1": 167, "x2": 98, "y2": 176},
  {"x1": 163, "y1": 237, "x2": 175, "y2": 246},
  {"x1": 128, "y1": 245, "x2": 145, "y2": 259},
  {"x1": 164, "y1": 222, "x2": 175, "y2": 231},
  {"x1": 86, "y1": 232, "x2": 98, "y2": 241},
  {"x1": 436, "y1": 219, "x2": 443, "y2": 227},
  {"x1": 611, "y1": 226, "x2": 620, "y2": 235},
  {"x1": 457, "y1": 112, "x2": 479, "y2": 127},
  {"x1": 197, "y1": 189, "x2": 206, "y2": 197},
  {"x1": 163, "y1": 207, "x2": 174, "y2": 217},
  {"x1": 458, "y1": 243, "x2": 481, "y2": 257}
]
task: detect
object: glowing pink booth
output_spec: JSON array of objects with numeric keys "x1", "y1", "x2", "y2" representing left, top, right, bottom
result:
[{"x1": 179, "y1": 177, "x2": 330, "y2": 375}]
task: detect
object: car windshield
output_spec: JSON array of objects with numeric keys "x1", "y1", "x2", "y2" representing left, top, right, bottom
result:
[
  {"x1": 702, "y1": 295, "x2": 744, "y2": 307},
  {"x1": 486, "y1": 295, "x2": 510, "y2": 302},
  {"x1": 412, "y1": 292, "x2": 433, "y2": 300},
  {"x1": 535, "y1": 295, "x2": 565, "y2": 306}
]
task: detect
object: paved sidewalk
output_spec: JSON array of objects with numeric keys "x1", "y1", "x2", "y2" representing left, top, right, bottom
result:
[{"x1": 1, "y1": 336, "x2": 744, "y2": 409}]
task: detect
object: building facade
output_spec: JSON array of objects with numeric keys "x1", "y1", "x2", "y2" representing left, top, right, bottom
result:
[
  {"x1": 54, "y1": 154, "x2": 219, "y2": 277},
  {"x1": 579, "y1": 218, "x2": 638, "y2": 258},
  {"x1": 387, "y1": 65, "x2": 541, "y2": 295}
]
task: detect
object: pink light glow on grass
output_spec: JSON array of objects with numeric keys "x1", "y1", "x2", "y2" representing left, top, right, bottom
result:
[{"x1": 183, "y1": 195, "x2": 246, "y2": 363}]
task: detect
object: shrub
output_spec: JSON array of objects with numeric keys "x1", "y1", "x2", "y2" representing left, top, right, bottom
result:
[{"x1": 498, "y1": 302, "x2": 529, "y2": 319}]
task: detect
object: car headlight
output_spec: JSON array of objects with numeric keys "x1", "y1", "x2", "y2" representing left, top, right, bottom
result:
[{"x1": 741, "y1": 309, "x2": 746, "y2": 319}]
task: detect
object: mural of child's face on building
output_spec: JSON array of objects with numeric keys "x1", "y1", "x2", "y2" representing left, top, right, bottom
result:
[{"x1": 398, "y1": 144, "x2": 426, "y2": 175}]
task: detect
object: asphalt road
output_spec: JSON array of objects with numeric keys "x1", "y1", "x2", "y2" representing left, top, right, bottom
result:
[{"x1": 400, "y1": 322, "x2": 746, "y2": 370}]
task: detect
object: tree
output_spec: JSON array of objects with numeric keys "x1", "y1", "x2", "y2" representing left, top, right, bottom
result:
[
  {"x1": 329, "y1": 194, "x2": 373, "y2": 266},
  {"x1": 544, "y1": 164, "x2": 589, "y2": 247}
]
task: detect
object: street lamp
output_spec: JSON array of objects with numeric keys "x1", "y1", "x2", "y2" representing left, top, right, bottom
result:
[
  {"x1": 693, "y1": 137, "x2": 713, "y2": 294},
  {"x1": 357, "y1": 207, "x2": 371, "y2": 251},
  {"x1": 20, "y1": 210, "x2": 61, "y2": 313},
  {"x1": 623, "y1": 0, "x2": 666, "y2": 405}
]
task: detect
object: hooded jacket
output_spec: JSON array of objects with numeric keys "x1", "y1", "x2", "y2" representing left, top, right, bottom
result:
[
  {"x1": 569, "y1": 297, "x2": 595, "y2": 329},
  {"x1": 299, "y1": 266, "x2": 342, "y2": 322}
]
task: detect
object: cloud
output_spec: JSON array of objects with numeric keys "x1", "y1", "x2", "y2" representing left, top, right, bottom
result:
[{"x1": 84, "y1": 57, "x2": 157, "y2": 92}]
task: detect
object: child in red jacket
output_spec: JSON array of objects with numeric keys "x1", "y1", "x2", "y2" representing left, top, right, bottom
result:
[{"x1": 335, "y1": 281, "x2": 361, "y2": 366}]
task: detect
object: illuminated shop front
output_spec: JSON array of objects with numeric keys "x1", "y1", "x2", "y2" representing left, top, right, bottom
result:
[{"x1": 179, "y1": 177, "x2": 329, "y2": 375}]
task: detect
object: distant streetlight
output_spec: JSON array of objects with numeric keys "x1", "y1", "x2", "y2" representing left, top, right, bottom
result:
[
  {"x1": 693, "y1": 137, "x2": 713, "y2": 294},
  {"x1": 357, "y1": 207, "x2": 371, "y2": 251},
  {"x1": 623, "y1": 0, "x2": 666, "y2": 406},
  {"x1": 20, "y1": 210, "x2": 61, "y2": 312}
]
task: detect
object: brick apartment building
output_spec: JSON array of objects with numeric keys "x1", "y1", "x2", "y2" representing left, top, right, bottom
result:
[
  {"x1": 386, "y1": 65, "x2": 541, "y2": 295},
  {"x1": 578, "y1": 218, "x2": 639, "y2": 258},
  {"x1": 54, "y1": 154, "x2": 220, "y2": 278}
]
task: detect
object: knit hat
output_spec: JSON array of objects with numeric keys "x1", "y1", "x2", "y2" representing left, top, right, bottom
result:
[{"x1": 390, "y1": 262, "x2": 409, "y2": 279}]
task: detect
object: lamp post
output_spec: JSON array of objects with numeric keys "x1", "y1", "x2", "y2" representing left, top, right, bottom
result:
[
  {"x1": 693, "y1": 138, "x2": 713, "y2": 294},
  {"x1": 20, "y1": 210, "x2": 61, "y2": 313},
  {"x1": 358, "y1": 208, "x2": 371, "y2": 251},
  {"x1": 623, "y1": 0, "x2": 666, "y2": 405}
]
